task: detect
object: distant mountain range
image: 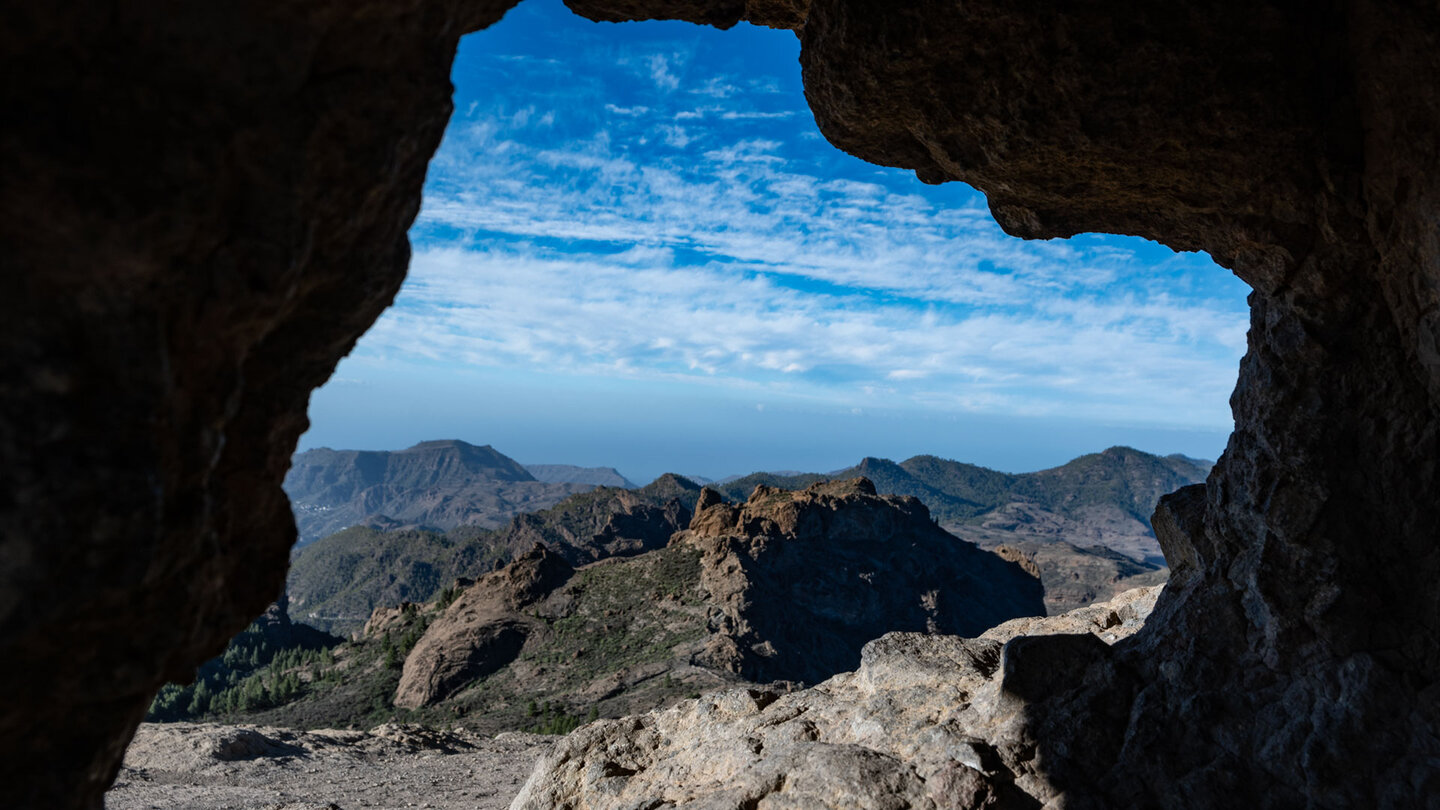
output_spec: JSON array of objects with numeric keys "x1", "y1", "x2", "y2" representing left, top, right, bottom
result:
[
  {"x1": 287, "y1": 440, "x2": 1207, "y2": 563},
  {"x1": 168, "y1": 442, "x2": 1206, "y2": 737},
  {"x1": 283, "y1": 440, "x2": 594, "y2": 545},
  {"x1": 285, "y1": 441, "x2": 1206, "y2": 629},
  {"x1": 714, "y1": 447, "x2": 1210, "y2": 564}
]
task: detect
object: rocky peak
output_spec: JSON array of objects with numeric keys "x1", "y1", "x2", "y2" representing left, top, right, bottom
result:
[{"x1": 674, "y1": 479, "x2": 1043, "y2": 684}]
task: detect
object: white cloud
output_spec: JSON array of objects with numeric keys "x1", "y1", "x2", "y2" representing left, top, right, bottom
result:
[
  {"x1": 659, "y1": 125, "x2": 692, "y2": 148},
  {"x1": 646, "y1": 53, "x2": 680, "y2": 91},
  {"x1": 362, "y1": 237, "x2": 1244, "y2": 428},
  {"x1": 604, "y1": 104, "x2": 651, "y2": 116},
  {"x1": 692, "y1": 77, "x2": 739, "y2": 98},
  {"x1": 720, "y1": 110, "x2": 796, "y2": 120}
]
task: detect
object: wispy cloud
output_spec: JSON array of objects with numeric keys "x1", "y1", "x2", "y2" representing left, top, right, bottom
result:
[
  {"x1": 385, "y1": 30, "x2": 1249, "y2": 432},
  {"x1": 645, "y1": 53, "x2": 681, "y2": 91},
  {"x1": 604, "y1": 104, "x2": 650, "y2": 116}
]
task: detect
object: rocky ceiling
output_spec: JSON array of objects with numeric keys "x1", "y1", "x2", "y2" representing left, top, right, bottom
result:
[{"x1": 2, "y1": 0, "x2": 1436, "y2": 806}]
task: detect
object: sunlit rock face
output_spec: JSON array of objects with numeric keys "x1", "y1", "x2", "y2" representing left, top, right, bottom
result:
[{"x1": 3, "y1": 0, "x2": 1437, "y2": 808}]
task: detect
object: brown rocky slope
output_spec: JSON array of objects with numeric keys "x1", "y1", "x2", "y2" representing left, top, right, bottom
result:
[
  {"x1": 102, "y1": 586, "x2": 1160, "y2": 810},
  {"x1": 284, "y1": 473, "x2": 703, "y2": 635},
  {"x1": 993, "y1": 540, "x2": 1168, "y2": 616}
]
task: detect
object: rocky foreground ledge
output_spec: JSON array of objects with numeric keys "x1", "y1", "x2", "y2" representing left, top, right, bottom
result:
[
  {"x1": 512, "y1": 584, "x2": 1162, "y2": 810},
  {"x1": 106, "y1": 586, "x2": 1159, "y2": 809}
]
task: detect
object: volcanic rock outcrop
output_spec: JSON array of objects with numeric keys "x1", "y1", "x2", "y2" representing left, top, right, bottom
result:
[
  {"x1": 718, "y1": 447, "x2": 1208, "y2": 564},
  {"x1": 4, "y1": 0, "x2": 1439, "y2": 807},
  {"x1": 680, "y1": 479, "x2": 1045, "y2": 683}
]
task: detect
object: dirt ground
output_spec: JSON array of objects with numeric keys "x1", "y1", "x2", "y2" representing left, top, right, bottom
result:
[{"x1": 105, "y1": 722, "x2": 552, "y2": 810}]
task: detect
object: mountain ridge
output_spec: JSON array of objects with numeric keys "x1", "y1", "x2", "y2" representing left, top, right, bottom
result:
[{"x1": 714, "y1": 446, "x2": 1209, "y2": 563}]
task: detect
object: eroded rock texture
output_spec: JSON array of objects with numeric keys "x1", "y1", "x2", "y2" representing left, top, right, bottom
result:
[
  {"x1": 5, "y1": 0, "x2": 1439, "y2": 808},
  {"x1": 394, "y1": 545, "x2": 571, "y2": 709}
]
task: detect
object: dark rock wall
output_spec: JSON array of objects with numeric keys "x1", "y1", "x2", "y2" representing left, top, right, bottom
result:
[
  {"x1": 0, "y1": 1, "x2": 519, "y2": 806},
  {"x1": 3, "y1": 0, "x2": 1437, "y2": 807}
]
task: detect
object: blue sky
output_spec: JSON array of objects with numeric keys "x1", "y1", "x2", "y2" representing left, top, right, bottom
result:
[{"x1": 300, "y1": 0, "x2": 1251, "y2": 483}]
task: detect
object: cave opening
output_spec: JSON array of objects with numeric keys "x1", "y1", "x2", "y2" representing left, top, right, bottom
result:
[
  {"x1": 301, "y1": 0, "x2": 1248, "y2": 485},
  {"x1": 6, "y1": 0, "x2": 1437, "y2": 807}
]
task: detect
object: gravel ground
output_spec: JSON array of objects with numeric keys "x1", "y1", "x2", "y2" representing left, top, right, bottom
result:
[{"x1": 105, "y1": 723, "x2": 553, "y2": 810}]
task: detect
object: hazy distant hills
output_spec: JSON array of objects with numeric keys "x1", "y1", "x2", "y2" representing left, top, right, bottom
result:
[
  {"x1": 524, "y1": 464, "x2": 636, "y2": 488},
  {"x1": 715, "y1": 447, "x2": 1210, "y2": 564},
  {"x1": 284, "y1": 440, "x2": 593, "y2": 545}
]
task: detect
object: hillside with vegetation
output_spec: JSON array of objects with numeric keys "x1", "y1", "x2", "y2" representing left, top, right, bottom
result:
[
  {"x1": 286, "y1": 474, "x2": 704, "y2": 635},
  {"x1": 146, "y1": 596, "x2": 342, "y2": 723},
  {"x1": 524, "y1": 464, "x2": 636, "y2": 488}
]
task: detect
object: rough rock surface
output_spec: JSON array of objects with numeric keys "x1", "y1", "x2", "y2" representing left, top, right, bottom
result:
[
  {"x1": 107, "y1": 722, "x2": 549, "y2": 810},
  {"x1": 1, "y1": 2, "x2": 524, "y2": 805},
  {"x1": 678, "y1": 479, "x2": 1044, "y2": 683},
  {"x1": 7, "y1": 0, "x2": 1440, "y2": 807},
  {"x1": 510, "y1": 585, "x2": 1162, "y2": 810},
  {"x1": 568, "y1": 1, "x2": 1440, "y2": 805}
]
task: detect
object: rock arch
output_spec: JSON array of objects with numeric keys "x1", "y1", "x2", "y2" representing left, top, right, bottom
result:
[{"x1": 2, "y1": 1, "x2": 1435, "y2": 806}]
